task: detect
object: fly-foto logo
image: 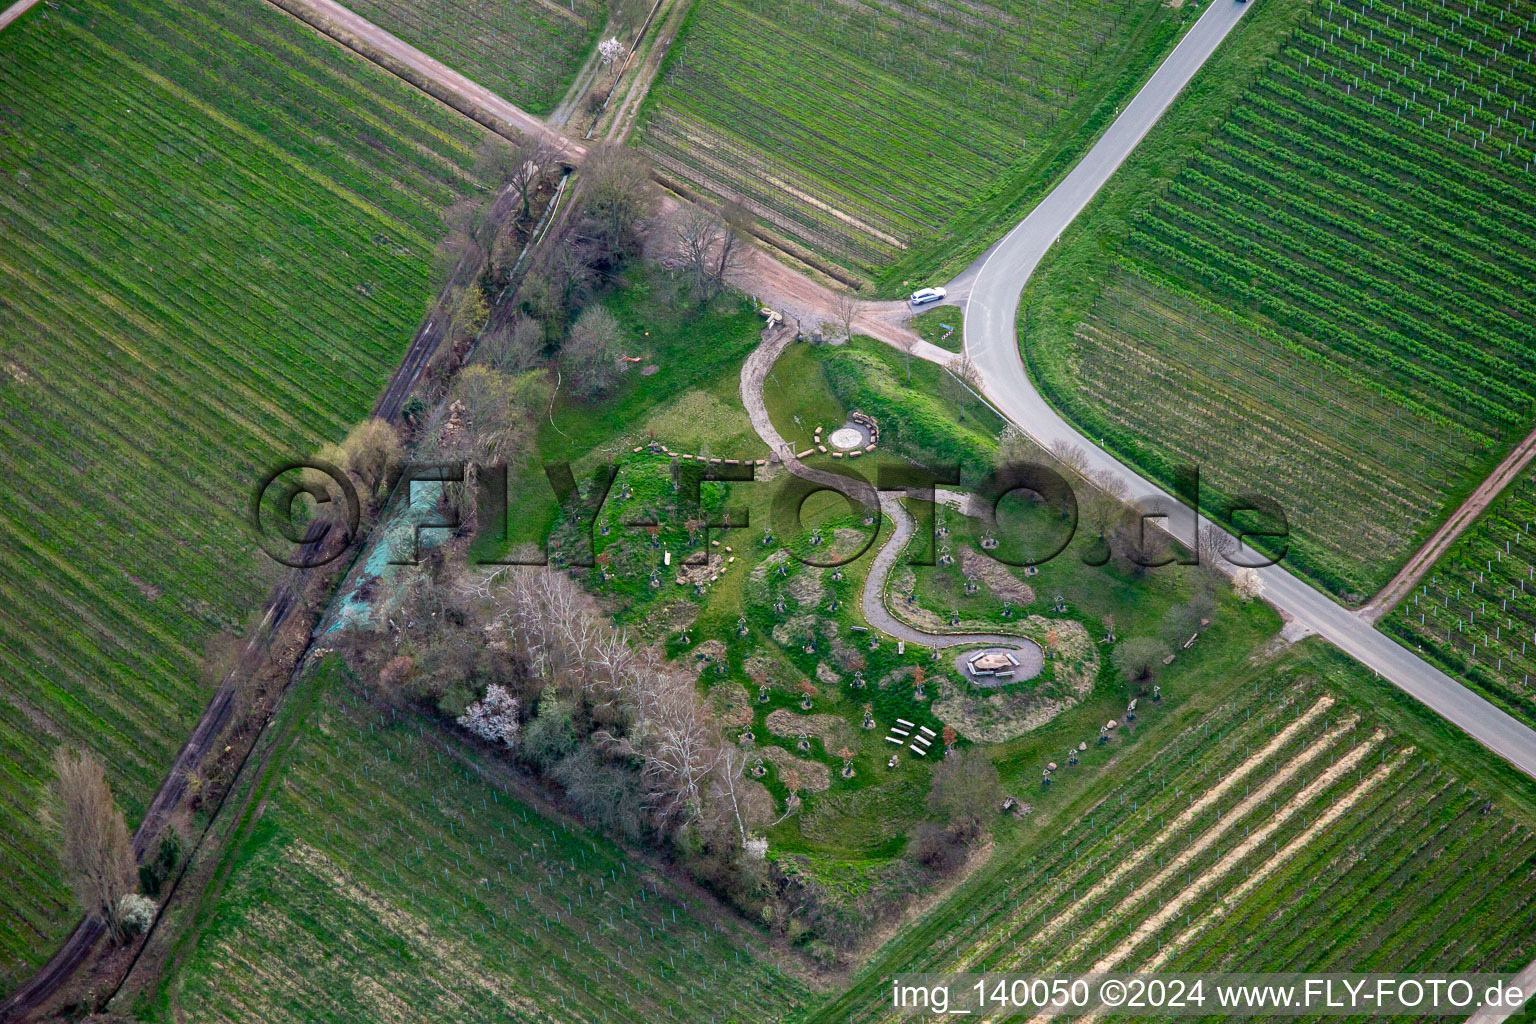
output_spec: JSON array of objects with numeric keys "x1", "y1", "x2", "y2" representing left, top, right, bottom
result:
[{"x1": 250, "y1": 458, "x2": 1289, "y2": 571}]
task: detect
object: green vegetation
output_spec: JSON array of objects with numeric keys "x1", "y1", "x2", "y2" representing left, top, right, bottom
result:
[
  {"x1": 909, "y1": 305, "x2": 963, "y2": 353},
  {"x1": 486, "y1": 266, "x2": 767, "y2": 560},
  {"x1": 819, "y1": 342, "x2": 1003, "y2": 478},
  {"x1": 1385, "y1": 467, "x2": 1536, "y2": 728},
  {"x1": 0, "y1": 0, "x2": 490, "y2": 984},
  {"x1": 543, "y1": 329, "x2": 1281, "y2": 957},
  {"x1": 803, "y1": 640, "x2": 1536, "y2": 1023},
  {"x1": 339, "y1": 0, "x2": 606, "y2": 114},
  {"x1": 762, "y1": 343, "x2": 847, "y2": 452},
  {"x1": 635, "y1": 0, "x2": 1190, "y2": 284},
  {"x1": 1021, "y1": 0, "x2": 1536, "y2": 600},
  {"x1": 147, "y1": 659, "x2": 807, "y2": 1023}
]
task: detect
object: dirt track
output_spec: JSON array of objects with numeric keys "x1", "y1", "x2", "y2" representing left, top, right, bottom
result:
[
  {"x1": 265, "y1": 0, "x2": 586, "y2": 160},
  {"x1": 1358, "y1": 422, "x2": 1536, "y2": 624},
  {"x1": 0, "y1": 0, "x2": 40, "y2": 32}
]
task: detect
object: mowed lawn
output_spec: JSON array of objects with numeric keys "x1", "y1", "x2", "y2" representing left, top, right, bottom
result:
[
  {"x1": 0, "y1": 0, "x2": 488, "y2": 985},
  {"x1": 1025, "y1": 0, "x2": 1536, "y2": 601},
  {"x1": 634, "y1": 0, "x2": 1186, "y2": 284},
  {"x1": 337, "y1": 0, "x2": 606, "y2": 114},
  {"x1": 155, "y1": 660, "x2": 806, "y2": 1023}
]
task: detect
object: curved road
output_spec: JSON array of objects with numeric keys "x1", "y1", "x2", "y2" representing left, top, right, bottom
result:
[{"x1": 958, "y1": 0, "x2": 1536, "y2": 777}]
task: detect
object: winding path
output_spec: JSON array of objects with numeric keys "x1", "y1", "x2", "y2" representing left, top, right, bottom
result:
[
  {"x1": 954, "y1": 0, "x2": 1536, "y2": 776},
  {"x1": 739, "y1": 326, "x2": 1040, "y2": 665}
]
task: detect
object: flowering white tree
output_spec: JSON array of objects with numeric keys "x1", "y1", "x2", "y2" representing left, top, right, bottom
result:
[
  {"x1": 598, "y1": 37, "x2": 626, "y2": 67},
  {"x1": 118, "y1": 893, "x2": 157, "y2": 935},
  {"x1": 458, "y1": 684, "x2": 522, "y2": 746},
  {"x1": 1232, "y1": 567, "x2": 1265, "y2": 602}
]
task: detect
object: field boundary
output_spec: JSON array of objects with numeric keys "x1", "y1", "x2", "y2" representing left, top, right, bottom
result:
[
  {"x1": 0, "y1": 0, "x2": 40, "y2": 32},
  {"x1": 262, "y1": 0, "x2": 586, "y2": 158},
  {"x1": 1361, "y1": 422, "x2": 1536, "y2": 625}
]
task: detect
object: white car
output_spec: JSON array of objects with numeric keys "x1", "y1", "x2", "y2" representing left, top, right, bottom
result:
[{"x1": 909, "y1": 287, "x2": 946, "y2": 307}]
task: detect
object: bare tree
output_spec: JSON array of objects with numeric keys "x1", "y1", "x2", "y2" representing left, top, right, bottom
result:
[
  {"x1": 668, "y1": 204, "x2": 741, "y2": 302},
  {"x1": 578, "y1": 143, "x2": 654, "y2": 267},
  {"x1": 668, "y1": 205, "x2": 714, "y2": 299},
  {"x1": 479, "y1": 314, "x2": 544, "y2": 373},
  {"x1": 951, "y1": 352, "x2": 981, "y2": 389},
  {"x1": 832, "y1": 290, "x2": 859, "y2": 341},
  {"x1": 926, "y1": 748, "x2": 1000, "y2": 841},
  {"x1": 508, "y1": 136, "x2": 557, "y2": 223},
  {"x1": 44, "y1": 746, "x2": 136, "y2": 940},
  {"x1": 709, "y1": 745, "x2": 760, "y2": 847},
  {"x1": 432, "y1": 198, "x2": 484, "y2": 285},
  {"x1": 636, "y1": 669, "x2": 723, "y2": 830}
]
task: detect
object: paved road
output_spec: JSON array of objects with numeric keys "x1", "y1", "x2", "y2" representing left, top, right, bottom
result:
[
  {"x1": 860, "y1": 494, "x2": 1046, "y2": 662},
  {"x1": 1466, "y1": 957, "x2": 1536, "y2": 1024},
  {"x1": 958, "y1": 0, "x2": 1536, "y2": 777}
]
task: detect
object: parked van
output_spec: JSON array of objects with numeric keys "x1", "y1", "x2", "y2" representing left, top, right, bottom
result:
[{"x1": 909, "y1": 287, "x2": 946, "y2": 307}]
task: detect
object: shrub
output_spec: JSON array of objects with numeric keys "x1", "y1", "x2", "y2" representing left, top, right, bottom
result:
[
  {"x1": 909, "y1": 823, "x2": 966, "y2": 874},
  {"x1": 118, "y1": 893, "x2": 157, "y2": 936},
  {"x1": 926, "y1": 748, "x2": 1000, "y2": 841},
  {"x1": 456, "y1": 683, "x2": 522, "y2": 747},
  {"x1": 1111, "y1": 637, "x2": 1172, "y2": 688}
]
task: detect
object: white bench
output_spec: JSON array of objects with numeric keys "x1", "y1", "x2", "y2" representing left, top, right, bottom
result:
[
  {"x1": 896, "y1": 718, "x2": 915, "y2": 727},
  {"x1": 909, "y1": 745, "x2": 926, "y2": 756},
  {"x1": 919, "y1": 726, "x2": 936, "y2": 738},
  {"x1": 885, "y1": 736, "x2": 902, "y2": 744},
  {"x1": 891, "y1": 728, "x2": 911, "y2": 737}
]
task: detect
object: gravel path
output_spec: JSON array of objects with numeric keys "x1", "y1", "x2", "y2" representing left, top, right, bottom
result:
[{"x1": 739, "y1": 327, "x2": 1035, "y2": 658}]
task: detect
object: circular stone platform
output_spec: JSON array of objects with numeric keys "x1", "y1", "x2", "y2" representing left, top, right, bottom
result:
[
  {"x1": 828, "y1": 422, "x2": 869, "y2": 449},
  {"x1": 954, "y1": 643, "x2": 1045, "y2": 688}
]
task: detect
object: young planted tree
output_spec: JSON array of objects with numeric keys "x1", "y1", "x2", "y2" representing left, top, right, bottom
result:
[{"x1": 44, "y1": 746, "x2": 136, "y2": 940}]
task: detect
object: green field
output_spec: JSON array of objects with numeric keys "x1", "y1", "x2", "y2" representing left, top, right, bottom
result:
[
  {"x1": 909, "y1": 306, "x2": 963, "y2": 354},
  {"x1": 0, "y1": 0, "x2": 488, "y2": 985},
  {"x1": 1385, "y1": 466, "x2": 1536, "y2": 728},
  {"x1": 634, "y1": 0, "x2": 1188, "y2": 284},
  {"x1": 1022, "y1": 0, "x2": 1536, "y2": 600},
  {"x1": 146, "y1": 659, "x2": 808, "y2": 1023},
  {"x1": 805, "y1": 642, "x2": 1536, "y2": 1022},
  {"x1": 337, "y1": 0, "x2": 606, "y2": 114},
  {"x1": 481, "y1": 266, "x2": 768, "y2": 564}
]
